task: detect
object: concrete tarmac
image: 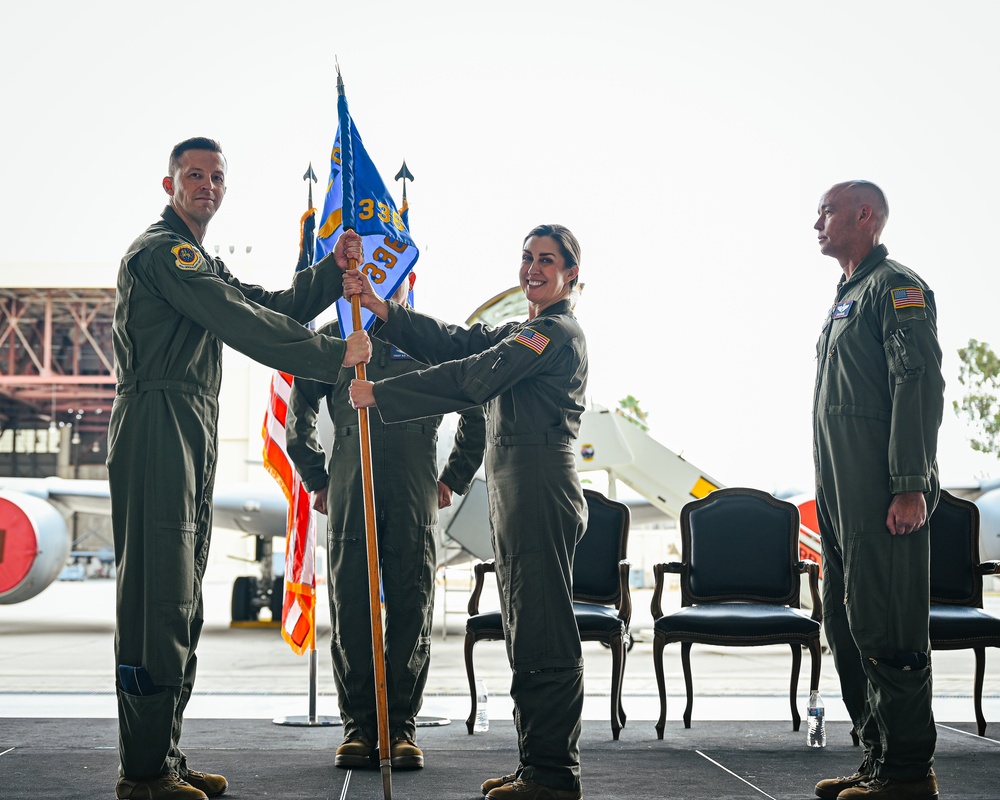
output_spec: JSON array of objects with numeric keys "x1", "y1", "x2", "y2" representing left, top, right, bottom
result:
[
  {"x1": 2, "y1": 572, "x2": 1000, "y2": 799},
  {"x1": 1, "y1": 569, "x2": 998, "y2": 730}
]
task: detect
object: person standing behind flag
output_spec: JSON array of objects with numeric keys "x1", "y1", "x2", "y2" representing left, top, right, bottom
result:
[
  {"x1": 811, "y1": 181, "x2": 944, "y2": 800},
  {"x1": 346, "y1": 224, "x2": 588, "y2": 800},
  {"x1": 109, "y1": 137, "x2": 371, "y2": 800},
  {"x1": 286, "y1": 262, "x2": 486, "y2": 771}
]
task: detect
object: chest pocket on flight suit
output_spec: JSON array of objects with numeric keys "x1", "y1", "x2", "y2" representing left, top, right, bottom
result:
[{"x1": 884, "y1": 328, "x2": 925, "y2": 383}]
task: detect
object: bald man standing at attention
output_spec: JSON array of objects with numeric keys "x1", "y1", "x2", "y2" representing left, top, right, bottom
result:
[{"x1": 811, "y1": 181, "x2": 944, "y2": 800}]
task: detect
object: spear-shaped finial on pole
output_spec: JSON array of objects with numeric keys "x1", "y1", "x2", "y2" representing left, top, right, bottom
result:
[
  {"x1": 303, "y1": 162, "x2": 317, "y2": 209},
  {"x1": 394, "y1": 160, "x2": 414, "y2": 208}
]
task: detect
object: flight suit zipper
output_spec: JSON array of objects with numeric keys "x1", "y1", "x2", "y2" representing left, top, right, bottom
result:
[{"x1": 843, "y1": 534, "x2": 859, "y2": 606}]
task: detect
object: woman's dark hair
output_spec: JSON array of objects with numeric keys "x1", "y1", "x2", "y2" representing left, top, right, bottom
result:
[{"x1": 523, "y1": 223, "x2": 581, "y2": 287}]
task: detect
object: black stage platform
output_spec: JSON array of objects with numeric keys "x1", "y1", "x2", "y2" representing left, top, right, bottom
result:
[{"x1": 2, "y1": 718, "x2": 998, "y2": 799}]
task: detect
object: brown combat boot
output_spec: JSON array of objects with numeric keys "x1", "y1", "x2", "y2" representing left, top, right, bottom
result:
[
  {"x1": 389, "y1": 737, "x2": 424, "y2": 769},
  {"x1": 482, "y1": 770, "x2": 522, "y2": 795},
  {"x1": 183, "y1": 771, "x2": 228, "y2": 797},
  {"x1": 335, "y1": 736, "x2": 376, "y2": 768},
  {"x1": 814, "y1": 756, "x2": 871, "y2": 799},
  {"x1": 485, "y1": 778, "x2": 582, "y2": 800},
  {"x1": 115, "y1": 774, "x2": 207, "y2": 800},
  {"x1": 837, "y1": 769, "x2": 939, "y2": 800}
]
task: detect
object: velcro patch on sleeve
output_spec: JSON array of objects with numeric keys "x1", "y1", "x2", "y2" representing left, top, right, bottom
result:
[
  {"x1": 514, "y1": 328, "x2": 550, "y2": 355},
  {"x1": 172, "y1": 244, "x2": 204, "y2": 271},
  {"x1": 892, "y1": 287, "x2": 925, "y2": 310}
]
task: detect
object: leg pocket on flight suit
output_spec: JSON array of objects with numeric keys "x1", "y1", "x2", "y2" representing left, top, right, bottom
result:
[
  {"x1": 154, "y1": 522, "x2": 198, "y2": 606},
  {"x1": 843, "y1": 530, "x2": 894, "y2": 649},
  {"x1": 504, "y1": 553, "x2": 550, "y2": 667},
  {"x1": 327, "y1": 529, "x2": 372, "y2": 677},
  {"x1": 383, "y1": 525, "x2": 436, "y2": 608},
  {"x1": 151, "y1": 522, "x2": 197, "y2": 684},
  {"x1": 118, "y1": 688, "x2": 177, "y2": 778},
  {"x1": 389, "y1": 526, "x2": 435, "y2": 677}
]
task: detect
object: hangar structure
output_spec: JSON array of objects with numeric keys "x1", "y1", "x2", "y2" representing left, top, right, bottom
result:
[{"x1": 0, "y1": 286, "x2": 115, "y2": 478}]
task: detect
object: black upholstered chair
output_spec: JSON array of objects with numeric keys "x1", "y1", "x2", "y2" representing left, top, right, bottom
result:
[
  {"x1": 929, "y1": 490, "x2": 1000, "y2": 736},
  {"x1": 464, "y1": 488, "x2": 632, "y2": 739},
  {"x1": 651, "y1": 487, "x2": 822, "y2": 737}
]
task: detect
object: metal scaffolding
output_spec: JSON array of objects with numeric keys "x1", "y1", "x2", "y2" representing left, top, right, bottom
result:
[{"x1": 0, "y1": 287, "x2": 115, "y2": 442}]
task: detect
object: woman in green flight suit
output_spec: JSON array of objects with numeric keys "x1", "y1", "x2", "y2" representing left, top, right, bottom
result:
[{"x1": 346, "y1": 224, "x2": 588, "y2": 800}]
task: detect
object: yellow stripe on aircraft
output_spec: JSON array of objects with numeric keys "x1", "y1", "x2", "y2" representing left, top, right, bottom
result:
[{"x1": 690, "y1": 477, "x2": 720, "y2": 499}]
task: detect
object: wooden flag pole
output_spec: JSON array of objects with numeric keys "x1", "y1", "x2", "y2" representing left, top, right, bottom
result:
[{"x1": 350, "y1": 276, "x2": 393, "y2": 800}]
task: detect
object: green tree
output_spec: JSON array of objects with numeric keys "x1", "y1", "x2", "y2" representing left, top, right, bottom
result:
[
  {"x1": 618, "y1": 395, "x2": 649, "y2": 430},
  {"x1": 954, "y1": 338, "x2": 1000, "y2": 455}
]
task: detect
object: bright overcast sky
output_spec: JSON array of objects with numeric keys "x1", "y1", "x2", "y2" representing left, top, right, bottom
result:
[{"x1": 3, "y1": 1, "x2": 998, "y2": 492}]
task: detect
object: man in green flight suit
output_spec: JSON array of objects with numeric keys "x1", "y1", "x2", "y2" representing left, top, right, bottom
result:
[
  {"x1": 109, "y1": 137, "x2": 371, "y2": 800},
  {"x1": 286, "y1": 269, "x2": 486, "y2": 770},
  {"x1": 811, "y1": 181, "x2": 944, "y2": 800}
]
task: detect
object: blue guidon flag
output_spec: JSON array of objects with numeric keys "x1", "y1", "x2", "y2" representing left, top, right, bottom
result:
[{"x1": 315, "y1": 84, "x2": 419, "y2": 336}]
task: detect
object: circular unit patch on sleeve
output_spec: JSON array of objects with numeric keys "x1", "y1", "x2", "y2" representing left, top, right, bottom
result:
[{"x1": 172, "y1": 243, "x2": 204, "y2": 271}]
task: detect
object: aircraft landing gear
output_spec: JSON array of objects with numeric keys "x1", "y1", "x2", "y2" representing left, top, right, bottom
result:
[
  {"x1": 230, "y1": 535, "x2": 284, "y2": 626},
  {"x1": 230, "y1": 575, "x2": 256, "y2": 622},
  {"x1": 230, "y1": 575, "x2": 284, "y2": 624}
]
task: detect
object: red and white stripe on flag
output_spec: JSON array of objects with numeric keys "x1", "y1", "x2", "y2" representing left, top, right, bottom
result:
[{"x1": 262, "y1": 369, "x2": 316, "y2": 655}]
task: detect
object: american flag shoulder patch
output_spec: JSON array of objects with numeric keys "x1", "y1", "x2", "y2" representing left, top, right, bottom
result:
[
  {"x1": 892, "y1": 287, "x2": 925, "y2": 309},
  {"x1": 514, "y1": 327, "x2": 550, "y2": 355}
]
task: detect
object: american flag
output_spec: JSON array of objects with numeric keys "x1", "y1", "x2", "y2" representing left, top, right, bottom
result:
[
  {"x1": 260, "y1": 203, "x2": 318, "y2": 656},
  {"x1": 514, "y1": 328, "x2": 550, "y2": 355},
  {"x1": 262, "y1": 369, "x2": 316, "y2": 654},
  {"x1": 892, "y1": 287, "x2": 925, "y2": 309}
]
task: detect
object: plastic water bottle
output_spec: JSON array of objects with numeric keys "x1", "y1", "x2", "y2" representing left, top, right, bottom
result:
[
  {"x1": 807, "y1": 690, "x2": 826, "y2": 747},
  {"x1": 474, "y1": 679, "x2": 489, "y2": 732}
]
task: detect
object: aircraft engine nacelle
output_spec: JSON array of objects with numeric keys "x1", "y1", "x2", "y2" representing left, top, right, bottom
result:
[{"x1": 0, "y1": 491, "x2": 72, "y2": 605}]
